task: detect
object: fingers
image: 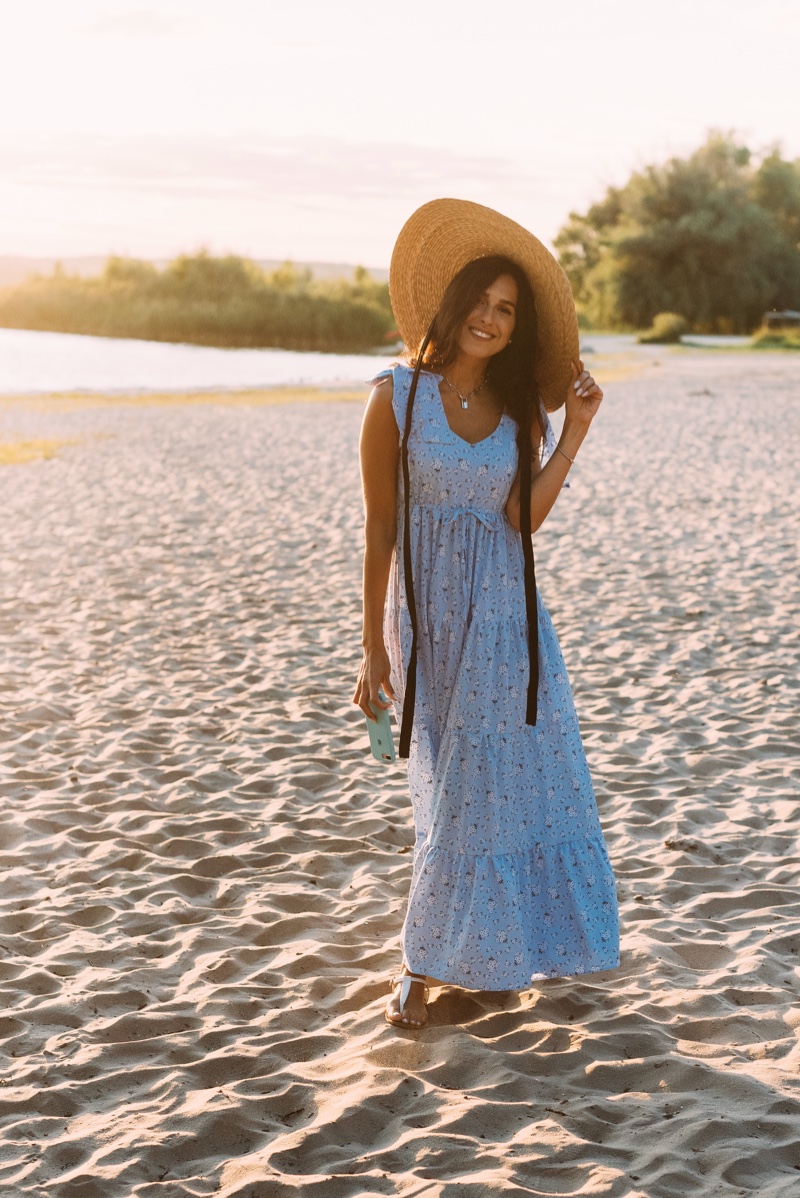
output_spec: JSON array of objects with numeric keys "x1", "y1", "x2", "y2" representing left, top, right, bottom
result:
[
  {"x1": 355, "y1": 681, "x2": 380, "y2": 720},
  {"x1": 572, "y1": 358, "x2": 602, "y2": 398},
  {"x1": 357, "y1": 690, "x2": 378, "y2": 721},
  {"x1": 359, "y1": 694, "x2": 380, "y2": 718},
  {"x1": 574, "y1": 371, "x2": 601, "y2": 398},
  {"x1": 370, "y1": 684, "x2": 393, "y2": 711},
  {"x1": 353, "y1": 674, "x2": 375, "y2": 720},
  {"x1": 353, "y1": 674, "x2": 396, "y2": 721}
]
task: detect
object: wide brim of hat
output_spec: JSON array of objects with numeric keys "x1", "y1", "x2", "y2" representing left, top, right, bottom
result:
[{"x1": 389, "y1": 198, "x2": 579, "y2": 411}]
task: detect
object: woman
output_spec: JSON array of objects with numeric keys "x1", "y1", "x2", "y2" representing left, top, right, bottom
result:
[{"x1": 353, "y1": 199, "x2": 619, "y2": 1029}]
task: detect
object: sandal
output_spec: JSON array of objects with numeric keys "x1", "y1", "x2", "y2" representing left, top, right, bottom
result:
[{"x1": 385, "y1": 972, "x2": 430, "y2": 1029}]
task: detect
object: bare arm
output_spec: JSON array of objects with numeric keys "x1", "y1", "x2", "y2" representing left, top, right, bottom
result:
[
  {"x1": 352, "y1": 376, "x2": 400, "y2": 721},
  {"x1": 505, "y1": 359, "x2": 603, "y2": 532}
]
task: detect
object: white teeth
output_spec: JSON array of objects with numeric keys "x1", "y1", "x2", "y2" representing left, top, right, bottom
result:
[{"x1": 470, "y1": 328, "x2": 492, "y2": 339}]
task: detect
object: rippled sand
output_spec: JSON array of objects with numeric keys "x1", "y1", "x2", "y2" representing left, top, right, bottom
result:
[{"x1": 1, "y1": 348, "x2": 799, "y2": 1197}]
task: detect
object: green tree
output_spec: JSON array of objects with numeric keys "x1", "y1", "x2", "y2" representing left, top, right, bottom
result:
[
  {"x1": 753, "y1": 148, "x2": 800, "y2": 247},
  {"x1": 555, "y1": 132, "x2": 800, "y2": 333}
]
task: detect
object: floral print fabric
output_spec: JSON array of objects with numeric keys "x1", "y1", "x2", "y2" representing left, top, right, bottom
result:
[{"x1": 373, "y1": 363, "x2": 619, "y2": 990}]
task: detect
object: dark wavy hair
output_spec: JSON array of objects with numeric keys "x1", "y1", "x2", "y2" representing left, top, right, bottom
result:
[{"x1": 406, "y1": 254, "x2": 543, "y2": 447}]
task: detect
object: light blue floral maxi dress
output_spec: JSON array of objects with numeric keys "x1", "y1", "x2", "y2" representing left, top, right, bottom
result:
[{"x1": 372, "y1": 363, "x2": 619, "y2": 991}]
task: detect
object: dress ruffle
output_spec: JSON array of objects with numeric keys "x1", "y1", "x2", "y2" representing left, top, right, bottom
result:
[{"x1": 407, "y1": 835, "x2": 617, "y2": 989}]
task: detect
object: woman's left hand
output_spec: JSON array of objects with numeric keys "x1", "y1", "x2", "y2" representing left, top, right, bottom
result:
[{"x1": 564, "y1": 359, "x2": 603, "y2": 428}]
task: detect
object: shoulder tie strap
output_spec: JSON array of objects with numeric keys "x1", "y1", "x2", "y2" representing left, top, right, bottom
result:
[
  {"x1": 519, "y1": 408, "x2": 539, "y2": 726},
  {"x1": 398, "y1": 331, "x2": 432, "y2": 759}
]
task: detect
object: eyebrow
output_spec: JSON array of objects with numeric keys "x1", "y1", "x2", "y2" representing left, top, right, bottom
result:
[{"x1": 482, "y1": 290, "x2": 516, "y2": 308}]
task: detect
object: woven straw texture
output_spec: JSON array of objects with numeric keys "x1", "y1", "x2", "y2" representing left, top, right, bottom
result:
[{"x1": 389, "y1": 198, "x2": 579, "y2": 411}]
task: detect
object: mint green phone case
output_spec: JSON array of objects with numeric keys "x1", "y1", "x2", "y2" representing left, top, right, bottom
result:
[{"x1": 366, "y1": 689, "x2": 396, "y2": 762}]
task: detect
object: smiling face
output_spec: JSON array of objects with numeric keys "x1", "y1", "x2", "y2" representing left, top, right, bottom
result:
[{"x1": 457, "y1": 273, "x2": 518, "y2": 360}]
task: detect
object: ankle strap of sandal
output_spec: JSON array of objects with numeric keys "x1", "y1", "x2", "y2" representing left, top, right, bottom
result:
[{"x1": 391, "y1": 973, "x2": 428, "y2": 1013}]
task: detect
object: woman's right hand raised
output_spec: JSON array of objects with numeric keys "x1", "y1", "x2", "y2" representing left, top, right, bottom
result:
[
  {"x1": 353, "y1": 645, "x2": 397, "y2": 721},
  {"x1": 564, "y1": 358, "x2": 604, "y2": 430}
]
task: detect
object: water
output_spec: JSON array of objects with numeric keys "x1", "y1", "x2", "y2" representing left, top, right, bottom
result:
[
  {"x1": 0, "y1": 327, "x2": 752, "y2": 396},
  {"x1": 0, "y1": 327, "x2": 397, "y2": 394},
  {"x1": 679, "y1": 335, "x2": 751, "y2": 348}
]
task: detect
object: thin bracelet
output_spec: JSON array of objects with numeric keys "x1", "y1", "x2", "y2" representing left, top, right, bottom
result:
[{"x1": 556, "y1": 445, "x2": 576, "y2": 465}]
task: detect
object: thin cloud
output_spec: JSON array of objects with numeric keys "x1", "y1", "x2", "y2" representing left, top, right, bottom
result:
[
  {"x1": 0, "y1": 132, "x2": 563, "y2": 205},
  {"x1": 80, "y1": 7, "x2": 197, "y2": 37}
]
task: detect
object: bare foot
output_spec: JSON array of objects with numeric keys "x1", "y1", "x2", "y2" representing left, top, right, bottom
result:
[{"x1": 385, "y1": 969, "x2": 429, "y2": 1028}]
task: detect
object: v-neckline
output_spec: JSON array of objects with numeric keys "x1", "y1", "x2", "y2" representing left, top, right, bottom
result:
[{"x1": 428, "y1": 371, "x2": 506, "y2": 448}]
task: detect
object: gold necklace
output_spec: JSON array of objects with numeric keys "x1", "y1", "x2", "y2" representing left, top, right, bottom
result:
[{"x1": 442, "y1": 373, "x2": 487, "y2": 410}]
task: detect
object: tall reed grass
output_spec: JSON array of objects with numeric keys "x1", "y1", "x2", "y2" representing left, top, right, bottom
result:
[{"x1": 0, "y1": 253, "x2": 397, "y2": 353}]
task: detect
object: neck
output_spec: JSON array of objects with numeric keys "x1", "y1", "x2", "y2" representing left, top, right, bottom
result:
[{"x1": 443, "y1": 351, "x2": 487, "y2": 394}]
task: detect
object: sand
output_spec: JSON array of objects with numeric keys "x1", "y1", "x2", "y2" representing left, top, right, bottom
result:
[{"x1": 0, "y1": 346, "x2": 799, "y2": 1197}]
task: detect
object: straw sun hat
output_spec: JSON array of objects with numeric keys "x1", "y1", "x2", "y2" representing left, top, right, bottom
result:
[{"x1": 389, "y1": 198, "x2": 579, "y2": 412}]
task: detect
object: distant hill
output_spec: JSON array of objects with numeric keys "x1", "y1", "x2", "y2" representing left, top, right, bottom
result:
[{"x1": 0, "y1": 256, "x2": 389, "y2": 289}]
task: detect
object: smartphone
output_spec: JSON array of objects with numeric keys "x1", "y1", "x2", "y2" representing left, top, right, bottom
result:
[{"x1": 366, "y1": 688, "x2": 396, "y2": 762}]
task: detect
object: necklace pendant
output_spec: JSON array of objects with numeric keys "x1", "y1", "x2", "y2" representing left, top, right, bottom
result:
[{"x1": 460, "y1": 397, "x2": 469, "y2": 410}]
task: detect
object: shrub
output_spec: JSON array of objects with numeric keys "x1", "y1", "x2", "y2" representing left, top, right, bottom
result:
[
  {"x1": 637, "y1": 312, "x2": 690, "y2": 344},
  {"x1": 750, "y1": 325, "x2": 800, "y2": 349}
]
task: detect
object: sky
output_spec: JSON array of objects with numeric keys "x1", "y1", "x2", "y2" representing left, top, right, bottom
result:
[{"x1": 3, "y1": 0, "x2": 799, "y2": 267}]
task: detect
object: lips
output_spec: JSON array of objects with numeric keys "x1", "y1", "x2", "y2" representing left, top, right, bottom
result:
[{"x1": 469, "y1": 327, "x2": 494, "y2": 340}]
